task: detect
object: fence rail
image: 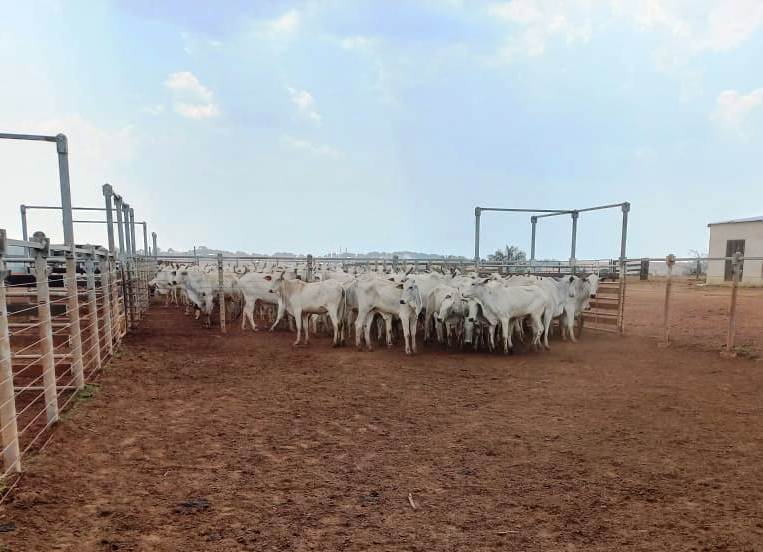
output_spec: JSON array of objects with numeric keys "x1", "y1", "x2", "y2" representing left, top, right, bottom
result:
[{"x1": 0, "y1": 228, "x2": 153, "y2": 482}]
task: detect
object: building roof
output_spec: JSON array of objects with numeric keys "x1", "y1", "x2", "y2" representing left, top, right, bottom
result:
[{"x1": 707, "y1": 216, "x2": 763, "y2": 227}]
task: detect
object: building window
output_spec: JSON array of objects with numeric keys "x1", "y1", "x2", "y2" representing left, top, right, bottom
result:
[{"x1": 724, "y1": 239, "x2": 745, "y2": 281}]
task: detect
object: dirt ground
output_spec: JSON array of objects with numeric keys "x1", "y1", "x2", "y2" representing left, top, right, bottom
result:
[
  {"x1": 2, "y1": 298, "x2": 763, "y2": 551},
  {"x1": 624, "y1": 278, "x2": 763, "y2": 355}
]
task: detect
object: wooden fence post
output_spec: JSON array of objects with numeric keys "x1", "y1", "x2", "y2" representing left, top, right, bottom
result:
[
  {"x1": 0, "y1": 231, "x2": 21, "y2": 473},
  {"x1": 306, "y1": 254, "x2": 314, "y2": 283},
  {"x1": 723, "y1": 252, "x2": 743, "y2": 358},
  {"x1": 85, "y1": 248, "x2": 102, "y2": 375},
  {"x1": 33, "y1": 233, "x2": 59, "y2": 423},
  {"x1": 661, "y1": 254, "x2": 676, "y2": 346},
  {"x1": 217, "y1": 253, "x2": 226, "y2": 334},
  {"x1": 65, "y1": 247, "x2": 85, "y2": 390},
  {"x1": 99, "y1": 252, "x2": 114, "y2": 358}
]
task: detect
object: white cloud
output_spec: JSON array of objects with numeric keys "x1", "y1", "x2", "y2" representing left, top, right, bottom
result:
[
  {"x1": 711, "y1": 87, "x2": 763, "y2": 130},
  {"x1": 340, "y1": 35, "x2": 375, "y2": 51},
  {"x1": 283, "y1": 135, "x2": 340, "y2": 158},
  {"x1": 488, "y1": 0, "x2": 592, "y2": 60},
  {"x1": 165, "y1": 71, "x2": 214, "y2": 101},
  {"x1": 164, "y1": 71, "x2": 220, "y2": 120},
  {"x1": 256, "y1": 10, "x2": 300, "y2": 40},
  {"x1": 287, "y1": 86, "x2": 321, "y2": 123},
  {"x1": 140, "y1": 104, "x2": 164, "y2": 116},
  {"x1": 488, "y1": 1, "x2": 763, "y2": 64},
  {"x1": 174, "y1": 103, "x2": 221, "y2": 120}
]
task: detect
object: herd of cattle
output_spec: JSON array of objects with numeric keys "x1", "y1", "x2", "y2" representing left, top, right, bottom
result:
[{"x1": 149, "y1": 263, "x2": 600, "y2": 355}]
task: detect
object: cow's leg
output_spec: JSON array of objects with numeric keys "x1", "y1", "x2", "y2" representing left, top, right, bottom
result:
[
  {"x1": 383, "y1": 315, "x2": 394, "y2": 349},
  {"x1": 364, "y1": 312, "x2": 376, "y2": 352},
  {"x1": 302, "y1": 313, "x2": 311, "y2": 345},
  {"x1": 331, "y1": 313, "x2": 341, "y2": 347},
  {"x1": 401, "y1": 312, "x2": 412, "y2": 355},
  {"x1": 501, "y1": 319, "x2": 511, "y2": 354},
  {"x1": 409, "y1": 314, "x2": 417, "y2": 354},
  {"x1": 354, "y1": 310, "x2": 366, "y2": 350},
  {"x1": 293, "y1": 309, "x2": 303, "y2": 346},
  {"x1": 565, "y1": 308, "x2": 578, "y2": 343}
]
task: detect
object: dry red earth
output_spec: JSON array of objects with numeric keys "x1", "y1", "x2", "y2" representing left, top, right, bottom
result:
[{"x1": 1, "y1": 286, "x2": 763, "y2": 551}]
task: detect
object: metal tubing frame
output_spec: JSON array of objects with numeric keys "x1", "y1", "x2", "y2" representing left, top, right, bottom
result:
[{"x1": 474, "y1": 202, "x2": 630, "y2": 264}]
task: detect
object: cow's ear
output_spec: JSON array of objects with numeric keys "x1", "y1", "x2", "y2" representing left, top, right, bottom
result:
[
  {"x1": 396, "y1": 283, "x2": 403, "y2": 289},
  {"x1": 444, "y1": 294, "x2": 451, "y2": 299},
  {"x1": 480, "y1": 278, "x2": 490, "y2": 285},
  {"x1": 388, "y1": 277, "x2": 395, "y2": 282},
  {"x1": 264, "y1": 275, "x2": 272, "y2": 281}
]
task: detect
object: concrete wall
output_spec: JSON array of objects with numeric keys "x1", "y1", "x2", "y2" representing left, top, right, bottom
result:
[{"x1": 707, "y1": 221, "x2": 763, "y2": 285}]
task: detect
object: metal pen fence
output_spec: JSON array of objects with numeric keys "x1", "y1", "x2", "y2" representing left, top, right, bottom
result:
[
  {"x1": 158, "y1": 252, "x2": 763, "y2": 358},
  {"x1": 0, "y1": 229, "x2": 154, "y2": 482}
]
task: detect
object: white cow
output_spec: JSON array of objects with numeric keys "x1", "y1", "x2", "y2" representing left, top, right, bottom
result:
[
  {"x1": 354, "y1": 278, "x2": 422, "y2": 355},
  {"x1": 268, "y1": 274, "x2": 347, "y2": 347},
  {"x1": 462, "y1": 280, "x2": 549, "y2": 353},
  {"x1": 235, "y1": 272, "x2": 279, "y2": 331}
]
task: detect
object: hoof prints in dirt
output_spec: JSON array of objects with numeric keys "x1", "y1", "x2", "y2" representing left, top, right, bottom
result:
[{"x1": 174, "y1": 497, "x2": 210, "y2": 515}]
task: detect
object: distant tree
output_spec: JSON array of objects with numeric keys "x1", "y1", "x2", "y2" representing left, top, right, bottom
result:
[
  {"x1": 687, "y1": 249, "x2": 708, "y2": 279},
  {"x1": 488, "y1": 245, "x2": 527, "y2": 263}
]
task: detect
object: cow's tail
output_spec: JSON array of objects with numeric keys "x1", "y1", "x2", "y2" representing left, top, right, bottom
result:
[{"x1": 338, "y1": 286, "x2": 347, "y2": 344}]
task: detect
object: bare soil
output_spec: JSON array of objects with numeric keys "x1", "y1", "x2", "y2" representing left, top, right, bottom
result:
[
  {"x1": 624, "y1": 278, "x2": 763, "y2": 355},
  {"x1": 1, "y1": 298, "x2": 763, "y2": 551}
]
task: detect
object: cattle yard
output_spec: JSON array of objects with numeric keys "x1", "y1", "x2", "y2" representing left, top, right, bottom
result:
[{"x1": 2, "y1": 131, "x2": 763, "y2": 550}]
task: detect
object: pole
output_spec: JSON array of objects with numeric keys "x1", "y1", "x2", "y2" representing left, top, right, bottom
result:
[
  {"x1": 141, "y1": 222, "x2": 148, "y2": 256},
  {"x1": 0, "y1": 232, "x2": 21, "y2": 474},
  {"x1": 32, "y1": 233, "x2": 58, "y2": 424},
  {"x1": 129, "y1": 208, "x2": 137, "y2": 257},
  {"x1": 217, "y1": 253, "x2": 226, "y2": 334},
  {"x1": 661, "y1": 254, "x2": 676, "y2": 346},
  {"x1": 122, "y1": 204, "x2": 132, "y2": 259},
  {"x1": 474, "y1": 207, "x2": 481, "y2": 266},
  {"x1": 306, "y1": 254, "x2": 314, "y2": 282},
  {"x1": 20, "y1": 205, "x2": 28, "y2": 242},
  {"x1": 620, "y1": 202, "x2": 630, "y2": 262},
  {"x1": 114, "y1": 196, "x2": 125, "y2": 256},
  {"x1": 65, "y1": 248, "x2": 85, "y2": 390},
  {"x1": 152, "y1": 232, "x2": 158, "y2": 259},
  {"x1": 85, "y1": 248, "x2": 102, "y2": 375},
  {"x1": 570, "y1": 211, "x2": 579, "y2": 274},
  {"x1": 56, "y1": 134, "x2": 75, "y2": 246},
  {"x1": 530, "y1": 216, "x2": 537, "y2": 261},
  {"x1": 724, "y1": 252, "x2": 743, "y2": 356},
  {"x1": 99, "y1": 252, "x2": 114, "y2": 358},
  {"x1": 102, "y1": 184, "x2": 116, "y2": 254}
]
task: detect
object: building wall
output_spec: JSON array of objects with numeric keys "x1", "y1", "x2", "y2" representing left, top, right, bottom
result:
[{"x1": 707, "y1": 221, "x2": 763, "y2": 285}]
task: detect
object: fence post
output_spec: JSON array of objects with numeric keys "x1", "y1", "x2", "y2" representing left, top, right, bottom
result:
[
  {"x1": 32, "y1": 233, "x2": 59, "y2": 423},
  {"x1": 392, "y1": 255, "x2": 399, "y2": 272},
  {"x1": 306, "y1": 254, "x2": 314, "y2": 283},
  {"x1": 0, "y1": 231, "x2": 21, "y2": 473},
  {"x1": 217, "y1": 253, "x2": 226, "y2": 334},
  {"x1": 65, "y1": 246, "x2": 85, "y2": 390},
  {"x1": 99, "y1": 251, "x2": 114, "y2": 358},
  {"x1": 661, "y1": 254, "x2": 676, "y2": 346},
  {"x1": 617, "y1": 257, "x2": 626, "y2": 334},
  {"x1": 85, "y1": 247, "x2": 102, "y2": 375},
  {"x1": 723, "y1": 252, "x2": 743, "y2": 357}
]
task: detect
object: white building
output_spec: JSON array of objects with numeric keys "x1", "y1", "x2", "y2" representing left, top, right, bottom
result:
[{"x1": 706, "y1": 216, "x2": 763, "y2": 286}]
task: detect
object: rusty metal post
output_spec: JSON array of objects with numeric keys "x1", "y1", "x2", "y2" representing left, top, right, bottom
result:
[
  {"x1": 0, "y1": 231, "x2": 21, "y2": 473},
  {"x1": 661, "y1": 254, "x2": 676, "y2": 346},
  {"x1": 724, "y1": 252, "x2": 743, "y2": 357},
  {"x1": 217, "y1": 253, "x2": 226, "y2": 334}
]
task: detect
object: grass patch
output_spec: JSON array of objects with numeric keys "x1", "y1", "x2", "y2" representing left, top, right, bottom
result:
[
  {"x1": 733, "y1": 345, "x2": 760, "y2": 360},
  {"x1": 76, "y1": 383, "x2": 100, "y2": 404}
]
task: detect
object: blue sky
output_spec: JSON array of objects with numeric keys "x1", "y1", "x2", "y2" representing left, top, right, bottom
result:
[{"x1": 1, "y1": 0, "x2": 762, "y2": 260}]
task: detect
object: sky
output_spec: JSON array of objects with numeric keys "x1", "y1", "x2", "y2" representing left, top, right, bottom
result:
[{"x1": 1, "y1": 0, "x2": 762, "y2": 260}]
